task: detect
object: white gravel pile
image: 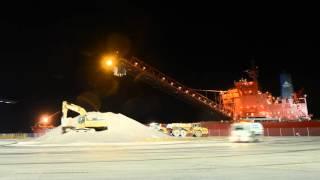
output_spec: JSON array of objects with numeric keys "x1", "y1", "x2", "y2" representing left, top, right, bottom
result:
[{"x1": 27, "y1": 112, "x2": 169, "y2": 145}]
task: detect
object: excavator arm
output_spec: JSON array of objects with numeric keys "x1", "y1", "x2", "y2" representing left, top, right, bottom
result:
[{"x1": 62, "y1": 101, "x2": 87, "y2": 119}]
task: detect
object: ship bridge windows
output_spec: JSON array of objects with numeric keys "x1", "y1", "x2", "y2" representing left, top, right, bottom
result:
[
  {"x1": 245, "y1": 112, "x2": 255, "y2": 117},
  {"x1": 296, "y1": 98, "x2": 306, "y2": 103}
]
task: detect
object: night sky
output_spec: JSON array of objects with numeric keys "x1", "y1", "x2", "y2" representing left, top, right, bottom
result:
[{"x1": 0, "y1": 2, "x2": 319, "y2": 132}]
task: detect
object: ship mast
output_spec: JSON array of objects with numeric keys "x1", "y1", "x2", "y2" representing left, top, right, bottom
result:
[{"x1": 245, "y1": 60, "x2": 259, "y2": 89}]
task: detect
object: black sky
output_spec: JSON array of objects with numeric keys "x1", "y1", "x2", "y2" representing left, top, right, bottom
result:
[{"x1": 0, "y1": 2, "x2": 319, "y2": 132}]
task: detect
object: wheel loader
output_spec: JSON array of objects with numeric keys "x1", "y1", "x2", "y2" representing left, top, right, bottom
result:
[{"x1": 61, "y1": 101, "x2": 108, "y2": 133}]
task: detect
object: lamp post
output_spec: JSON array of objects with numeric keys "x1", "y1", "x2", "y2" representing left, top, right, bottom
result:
[{"x1": 100, "y1": 52, "x2": 126, "y2": 77}]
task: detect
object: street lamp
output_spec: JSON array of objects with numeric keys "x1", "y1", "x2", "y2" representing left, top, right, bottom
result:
[
  {"x1": 106, "y1": 59, "x2": 113, "y2": 66},
  {"x1": 101, "y1": 55, "x2": 117, "y2": 70},
  {"x1": 40, "y1": 115, "x2": 49, "y2": 124},
  {"x1": 37, "y1": 111, "x2": 60, "y2": 126},
  {"x1": 100, "y1": 53, "x2": 126, "y2": 77}
]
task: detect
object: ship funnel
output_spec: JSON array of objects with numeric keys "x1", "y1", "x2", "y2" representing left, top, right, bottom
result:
[{"x1": 280, "y1": 72, "x2": 294, "y2": 99}]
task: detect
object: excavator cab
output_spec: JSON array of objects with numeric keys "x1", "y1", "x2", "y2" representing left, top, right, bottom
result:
[{"x1": 61, "y1": 101, "x2": 108, "y2": 133}]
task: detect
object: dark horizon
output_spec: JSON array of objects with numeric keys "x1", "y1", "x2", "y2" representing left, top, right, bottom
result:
[{"x1": 0, "y1": 2, "x2": 319, "y2": 132}]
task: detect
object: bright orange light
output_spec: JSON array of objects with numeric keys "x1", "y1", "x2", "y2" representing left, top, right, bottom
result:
[
  {"x1": 101, "y1": 55, "x2": 117, "y2": 71},
  {"x1": 106, "y1": 59, "x2": 113, "y2": 66},
  {"x1": 40, "y1": 115, "x2": 49, "y2": 124}
]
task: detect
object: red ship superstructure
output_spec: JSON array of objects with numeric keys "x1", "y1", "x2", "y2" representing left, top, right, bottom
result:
[{"x1": 221, "y1": 67, "x2": 310, "y2": 121}]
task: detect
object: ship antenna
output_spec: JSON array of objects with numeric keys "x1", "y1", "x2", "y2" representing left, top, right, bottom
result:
[{"x1": 244, "y1": 57, "x2": 259, "y2": 87}]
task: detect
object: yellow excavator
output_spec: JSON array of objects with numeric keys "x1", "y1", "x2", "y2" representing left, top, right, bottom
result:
[{"x1": 61, "y1": 101, "x2": 108, "y2": 133}]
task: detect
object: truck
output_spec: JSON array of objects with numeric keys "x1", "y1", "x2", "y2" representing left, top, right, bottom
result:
[
  {"x1": 149, "y1": 123, "x2": 170, "y2": 134},
  {"x1": 229, "y1": 122, "x2": 264, "y2": 142},
  {"x1": 165, "y1": 123, "x2": 209, "y2": 137},
  {"x1": 61, "y1": 101, "x2": 108, "y2": 133}
]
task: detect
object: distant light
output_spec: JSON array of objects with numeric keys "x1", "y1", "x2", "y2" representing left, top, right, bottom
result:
[
  {"x1": 101, "y1": 54, "x2": 118, "y2": 71},
  {"x1": 0, "y1": 100, "x2": 16, "y2": 104},
  {"x1": 106, "y1": 59, "x2": 113, "y2": 66},
  {"x1": 40, "y1": 115, "x2": 50, "y2": 124},
  {"x1": 43, "y1": 117, "x2": 49, "y2": 123}
]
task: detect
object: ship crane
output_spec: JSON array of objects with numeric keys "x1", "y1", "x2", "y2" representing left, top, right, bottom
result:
[{"x1": 102, "y1": 53, "x2": 232, "y2": 119}]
